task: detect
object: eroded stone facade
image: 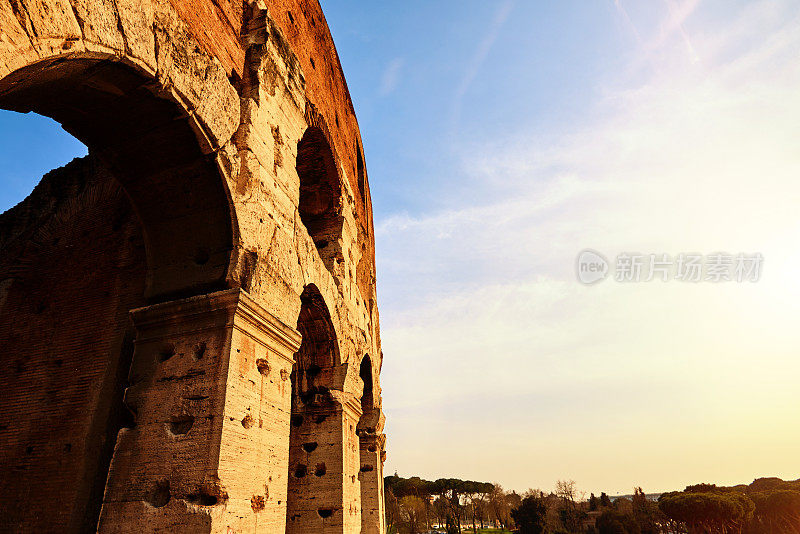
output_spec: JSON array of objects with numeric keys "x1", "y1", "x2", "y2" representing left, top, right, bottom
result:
[{"x1": 0, "y1": 1, "x2": 385, "y2": 532}]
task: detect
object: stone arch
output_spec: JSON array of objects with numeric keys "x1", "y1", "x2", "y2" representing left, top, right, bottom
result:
[
  {"x1": 286, "y1": 284, "x2": 343, "y2": 532},
  {"x1": 0, "y1": 54, "x2": 236, "y2": 301},
  {"x1": 357, "y1": 353, "x2": 385, "y2": 534},
  {"x1": 359, "y1": 354, "x2": 374, "y2": 416},
  {"x1": 293, "y1": 283, "x2": 340, "y2": 396},
  {"x1": 356, "y1": 353, "x2": 380, "y2": 436},
  {"x1": 297, "y1": 123, "x2": 344, "y2": 277},
  {"x1": 0, "y1": 18, "x2": 239, "y2": 530}
]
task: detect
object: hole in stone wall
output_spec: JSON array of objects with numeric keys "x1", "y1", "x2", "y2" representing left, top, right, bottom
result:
[
  {"x1": 187, "y1": 490, "x2": 218, "y2": 506},
  {"x1": 241, "y1": 414, "x2": 254, "y2": 429},
  {"x1": 360, "y1": 465, "x2": 374, "y2": 473},
  {"x1": 314, "y1": 463, "x2": 326, "y2": 477},
  {"x1": 294, "y1": 464, "x2": 307, "y2": 478},
  {"x1": 256, "y1": 358, "x2": 270, "y2": 376},
  {"x1": 186, "y1": 481, "x2": 228, "y2": 507},
  {"x1": 168, "y1": 415, "x2": 194, "y2": 436},
  {"x1": 296, "y1": 128, "x2": 343, "y2": 276},
  {"x1": 147, "y1": 479, "x2": 171, "y2": 508},
  {"x1": 251, "y1": 494, "x2": 265, "y2": 512},
  {"x1": 368, "y1": 445, "x2": 377, "y2": 453},
  {"x1": 318, "y1": 509, "x2": 333, "y2": 518},
  {"x1": 158, "y1": 344, "x2": 176, "y2": 362},
  {"x1": 291, "y1": 415, "x2": 304, "y2": 427},
  {"x1": 302, "y1": 442, "x2": 318, "y2": 452}
]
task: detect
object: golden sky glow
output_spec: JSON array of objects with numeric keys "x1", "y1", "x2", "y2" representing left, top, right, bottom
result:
[{"x1": 374, "y1": 0, "x2": 800, "y2": 495}]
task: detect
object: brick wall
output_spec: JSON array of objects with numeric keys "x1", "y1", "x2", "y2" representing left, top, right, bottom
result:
[{"x1": 0, "y1": 156, "x2": 146, "y2": 532}]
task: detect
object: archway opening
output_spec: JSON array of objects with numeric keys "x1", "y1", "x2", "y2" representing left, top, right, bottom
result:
[
  {"x1": 297, "y1": 127, "x2": 343, "y2": 276},
  {"x1": 357, "y1": 354, "x2": 383, "y2": 533},
  {"x1": 286, "y1": 284, "x2": 340, "y2": 532},
  {"x1": 359, "y1": 355, "x2": 374, "y2": 416},
  {"x1": 0, "y1": 56, "x2": 234, "y2": 533},
  {"x1": 0, "y1": 56, "x2": 234, "y2": 300},
  {"x1": 356, "y1": 139, "x2": 367, "y2": 207}
]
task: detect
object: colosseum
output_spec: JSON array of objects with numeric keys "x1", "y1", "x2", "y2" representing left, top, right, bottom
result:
[{"x1": 0, "y1": 0, "x2": 385, "y2": 532}]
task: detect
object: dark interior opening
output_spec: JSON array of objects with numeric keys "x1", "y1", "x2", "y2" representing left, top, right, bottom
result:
[
  {"x1": 296, "y1": 127, "x2": 343, "y2": 276},
  {"x1": 0, "y1": 57, "x2": 233, "y2": 301},
  {"x1": 356, "y1": 139, "x2": 366, "y2": 207},
  {"x1": 286, "y1": 284, "x2": 340, "y2": 532},
  {"x1": 359, "y1": 355, "x2": 373, "y2": 414}
]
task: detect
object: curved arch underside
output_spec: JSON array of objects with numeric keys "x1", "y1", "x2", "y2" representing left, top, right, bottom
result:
[
  {"x1": 294, "y1": 284, "x2": 340, "y2": 398},
  {"x1": 0, "y1": 57, "x2": 233, "y2": 300},
  {"x1": 297, "y1": 126, "x2": 344, "y2": 277}
]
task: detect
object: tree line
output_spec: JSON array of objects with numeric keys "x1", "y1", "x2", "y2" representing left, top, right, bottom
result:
[
  {"x1": 384, "y1": 474, "x2": 800, "y2": 534},
  {"x1": 384, "y1": 475, "x2": 499, "y2": 533}
]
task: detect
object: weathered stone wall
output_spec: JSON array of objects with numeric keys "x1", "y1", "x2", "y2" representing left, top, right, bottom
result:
[
  {"x1": 0, "y1": 157, "x2": 146, "y2": 532},
  {"x1": 0, "y1": 0, "x2": 384, "y2": 532}
]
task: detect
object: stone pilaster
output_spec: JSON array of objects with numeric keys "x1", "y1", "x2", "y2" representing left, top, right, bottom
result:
[
  {"x1": 359, "y1": 432, "x2": 387, "y2": 534},
  {"x1": 286, "y1": 391, "x2": 363, "y2": 533},
  {"x1": 98, "y1": 289, "x2": 300, "y2": 534}
]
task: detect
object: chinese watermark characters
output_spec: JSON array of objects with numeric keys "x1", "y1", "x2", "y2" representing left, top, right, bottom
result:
[{"x1": 576, "y1": 250, "x2": 762, "y2": 285}]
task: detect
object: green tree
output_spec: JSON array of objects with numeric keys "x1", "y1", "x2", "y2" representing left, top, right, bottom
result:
[
  {"x1": 489, "y1": 484, "x2": 514, "y2": 529},
  {"x1": 632, "y1": 487, "x2": 664, "y2": 534},
  {"x1": 659, "y1": 490, "x2": 754, "y2": 533},
  {"x1": 747, "y1": 489, "x2": 800, "y2": 533},
  {"x1": 597, "y1": 509, "x2": 641, "y2": 534},
  {"x1": 397, "y1": 495, "x2": 427, "y2": 534},
  {"x1": 385, "y1": 486, "x2": 401, "y2": 533},
  {"x1": 555, "y1": 479, "x2": 584, "y2": 532},
  {"x1": 511, "y1": 494, "x2": 548, "y2": 534}
]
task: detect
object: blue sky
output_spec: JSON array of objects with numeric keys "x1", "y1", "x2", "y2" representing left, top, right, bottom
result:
[
  {"x1": 2, "y1": 0, "x2": 800, "y2": 496},
  {"x1": 0, "y1": 111, "x2": 86, "y2": 210},
  {"x1": 324, "y1": 0, "x2": 800, "y2": 495}
]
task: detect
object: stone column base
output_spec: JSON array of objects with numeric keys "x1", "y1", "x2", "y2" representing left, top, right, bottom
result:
[{"x1": 98, "y1": 289, "x2": 300, "y2": 534}]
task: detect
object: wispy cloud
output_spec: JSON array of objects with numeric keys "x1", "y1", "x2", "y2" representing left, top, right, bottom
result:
[
  {"x1": 450, "y1": 0, "x2": 515, "y2": 133},
  {"x1": 613, "y1": 0, "x2": 644, "y2": 45},
  {"x1": 660, "y1": 0, "x2": 701, "y2": 63},
  {"x1": 379, "y1": 0, "x2": 800, "y2": 492},
  {"x1": 379, "y1": 57, "x2": 405, "y2": 96}
]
